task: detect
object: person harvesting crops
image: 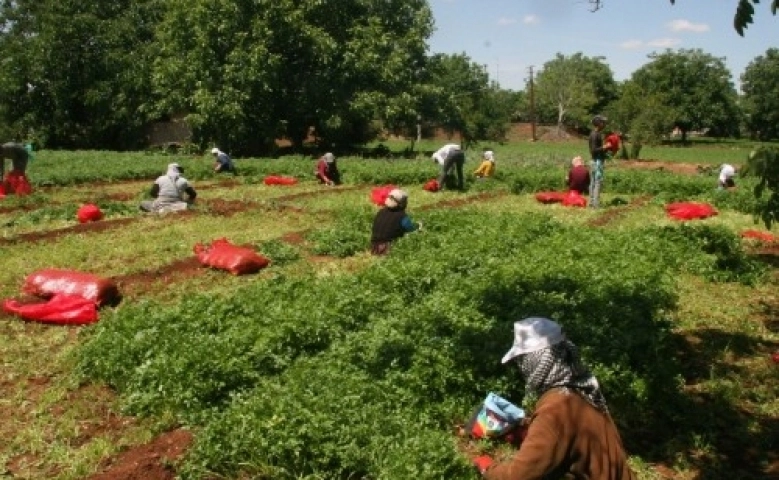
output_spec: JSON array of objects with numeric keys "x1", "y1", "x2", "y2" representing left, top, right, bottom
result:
[
  {"x1": 370, "y1": 189, "x2": 421, "y2": 255},
  {"x1": 474, "y1": 150, "x2": 496, "y2": 179},
  {"x1": 432, "y1": 143, "x2": 465, "y2": 191},
  {"x1": 211, "y1": 147, "x2": 236, "y2": 174},
  {"x1": 588, "y1": 116, "x2": 613, "y2": 208},
  {"x1": 567, "y1": 156, "x2": 590, "y2": 195},
  {"x1": 1, "y1": 142, "x2": 33, "y2": 195},
  {"x1": 315, "y1": 152, "x2": 341, "y2": 186},
  {"x1": 718, "y1": 164, "x2": 736, "y2": 190},
  {"x1": 471, "y1": 317, "x2": 636, "y2": 480},
  {"x1": 139, "y1": 163, "x2": 197, "y2": 213}
]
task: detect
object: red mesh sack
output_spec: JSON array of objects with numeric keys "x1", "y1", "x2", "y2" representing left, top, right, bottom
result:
[
  {"x1": 562, "y1": 190, "x2": 587, "y2": 208},
  {"x1": 741, "y1": 230, "x2": 777, "y2": 243},
  {"x1": 605, "y1": 133, "x2": 621, "y2": 154},
  {"x1": 77, "y1": 204, "x2": 103, "y2": 223},
  {"x1": 535, "y1": 191, "x2": 566, "y2": 204},
  {"x1": 194, "y1": 238, "x2": 271, "y2": 275},
  {"x1": 23, "y1": 269, "x2": 121, "y2": 306},
  {"x1": 423, "y1": 179, "x2": 440, "y2": 192},
  {"x1": 370, "y1": 185, "x2": 397, "y2": 206},
  {"x1": 665, "y1": 202, "x2": 717, "y2": 221},
  {"x1": 2, "y1": 294, "x2": 98, "y2": 325},
  {"x1": 3, "y1": 170, "x2": 32, "y2": 196},
  {"x1": 0, "y1": 183, "x2": 5, "y2": 198},
  {"x1": 263, "y1": 175, "x2": 298, "y2": 186}
]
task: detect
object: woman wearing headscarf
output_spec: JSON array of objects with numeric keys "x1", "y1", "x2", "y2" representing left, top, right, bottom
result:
[
  {"x1": 211, "y1": 147, "x2": 236, "y2": 174},
  {"x1": 567, "y1": 156, "x2": 590, "y2": 195},
  {"x1": 718, "y1": 164, "x2": 736, "y2": 190},
  {"x1": 139, "y1": 163, "x2": 197, "y2": 213},
  {"x1": 370, "y1": 189, "x2": 421, "y2": 255},
  {"x1": 474, "y1": 150, "x2": 496, "y2": 179},
  {"x1": 315, "y1": 152, "x2": 341, "y2": 186},
  {"x1": 474, "y1": 317, "x2": 636, "y2": 480}
]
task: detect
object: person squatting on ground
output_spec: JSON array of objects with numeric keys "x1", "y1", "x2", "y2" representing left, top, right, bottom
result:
[
  {"x1": 1, "y1": 142, "x2": 30, "y2": 181},
  {"x1": 588, "y1": 116, "x2": 613, "y2": 208},
  {"x1": 139, "y1": 163, "x2": 197, "y2": 213},
  {"x1": 474, "y1": 317, "x2": 636, "y2": 480},
  {"x1": 211, "y1": 147, "x2": 236, "y2": 174},
  {"x1": 370, "y1": 189, "x2": 421, "y2": 256},
  {"x1": 315, "y1": 152, "x2": 341, "y2": 186},
  {"x1": 474, "y1": 150, "x2": 496, "y2": 179},
  {"x1": 718, "y1": 164, "x2": 736, "y2": 190},
  {"x1": 432, "y1": 143, "x2": 465, "y2": 191},
  {"x1": 567, "y1": 156, "x2": 591, "y2": 195}
]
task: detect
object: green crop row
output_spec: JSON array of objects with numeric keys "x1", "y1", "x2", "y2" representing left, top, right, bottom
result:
[{"x1": 75, "y1": 208, "x2": 766, "y2": 479}]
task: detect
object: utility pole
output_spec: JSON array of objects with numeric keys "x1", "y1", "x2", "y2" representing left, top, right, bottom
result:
[{"x1": 528, "y1": 66, "x2": 537, "y2": 142}]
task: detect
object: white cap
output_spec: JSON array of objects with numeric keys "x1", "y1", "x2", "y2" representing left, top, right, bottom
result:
[
  {"x1": 501, "y1": 317, "x2": 565, "y2": 364},
  {"x1": 211, "y1": 148, "x2": 220, "y2": 154},
  {"x1": 484, "y1": 150, "x2": 494, "y2": 161},
  {"x1": 323, "y1": 152, "x2": 335, "y2": 163}
]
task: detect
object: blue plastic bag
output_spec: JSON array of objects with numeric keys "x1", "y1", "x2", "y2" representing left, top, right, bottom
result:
[{"x1": 466, "y1": 392, "x2": 525, "y2": 439}]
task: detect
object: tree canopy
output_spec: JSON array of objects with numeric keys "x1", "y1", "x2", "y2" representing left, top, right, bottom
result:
[{"x1": 740, "y1": 48, "x2": 779, "y2": 141}]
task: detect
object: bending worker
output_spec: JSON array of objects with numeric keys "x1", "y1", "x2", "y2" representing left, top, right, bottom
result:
[
  {"x1": 432, "y1": 143, "x2": 465, "y2": 191},
  {"x1": 1, "y1": 142, "x2": 30, "y2": 182}
]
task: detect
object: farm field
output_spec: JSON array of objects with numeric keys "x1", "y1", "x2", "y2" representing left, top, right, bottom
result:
[{"x1": 1, "y1": 143, "x2": 778, "y2": 480}]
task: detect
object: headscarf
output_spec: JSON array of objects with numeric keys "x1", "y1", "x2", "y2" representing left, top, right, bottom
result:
[
  {"x1": 323, "y1": 152, "x2": 335, "y2": 163},
  {"x1": 166, "y1": 163, "x2": 182, "y2": 179},
  {"x1": 516, "y1": 339, "x2": 609, "y2": 413},
  {"x1": 571, "y1": 156, "x2": 584, "y2": 167},
  {"x1": 484, "y1": 150, "x2": 495, "y2": 162},
  {"x1": 385, "y1": 188, "x2": 408, "y2": 209}
]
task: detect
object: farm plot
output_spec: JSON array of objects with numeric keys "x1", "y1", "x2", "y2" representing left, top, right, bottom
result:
[{"x1": 1, "y1": 151, "x2": 778, "y2": 480}]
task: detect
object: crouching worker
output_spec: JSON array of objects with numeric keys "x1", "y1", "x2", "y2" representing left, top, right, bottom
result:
[
  {"x1": 1, "y1": 142, "x2": 33, "y2": 195},
  {"x1": 473, "y1": 317, "x2": 636, "y2": 480},
  {"x1": 211, "y1": 147, "x2": 236, "y2": 174},
  {"x1": 370, "y1": 189, "x2": 421, "y2": 255},
  {"x1": 315, "y1": 152, "x2": 341, "y2": 186},
  {"x1": 140, "y1": 163, "x2": 197, "y2": 214},
  {"x1": 718, "y1": 163, "x2": 736, "y2": 190},
  {"x1": 474, "y1": 150, "x2": 496, "y2": 179},
  {"x1": 567, "y1": 156, "x2": 590, "y2": 195}
]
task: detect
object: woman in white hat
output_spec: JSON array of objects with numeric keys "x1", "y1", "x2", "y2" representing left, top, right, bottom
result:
[
  {"x1": 314, "y1": 152, "x2": 341, "y2": 186},
  {"x1": 211, "y1": 147, "x2": 236, "y2": 174},
  {"x1": 717, "y1": 164, "x2": 736, "y2": 190},
  {"x1": 370, "y1": 189, "x2": 421, "y2": 255},
  {"x1": 473, "y1": 150, "x2": 496, "y2": 179},
  {"x1": 474, "y1": 317, "x2": 636, "y2": 479}
]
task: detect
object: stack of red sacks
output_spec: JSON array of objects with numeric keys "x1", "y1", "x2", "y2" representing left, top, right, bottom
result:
[{"x1": 2, "y1": 269, "x2": 121, "y2": 324}]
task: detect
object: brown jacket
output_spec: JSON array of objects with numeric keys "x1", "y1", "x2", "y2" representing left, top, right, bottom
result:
[{"x1": 484, "y1": 388, "x2": 636, "y2": 480}]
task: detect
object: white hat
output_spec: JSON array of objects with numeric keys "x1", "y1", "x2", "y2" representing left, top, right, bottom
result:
[
  {"x1": 211, "y1": 147, "x2": 220, "y2": 154},
  {"x1": 484, "y1": 150, "x2": 494, "y2": 161},
  {"x1": 323, "y1": 152, "x2": 335, "y2": 163},
  {"x1": 385, "y1": 188, "x2": 408, "y2": 209},
  {"x1": 500, "y1": 317, "x2": 565, "y2": 364}
]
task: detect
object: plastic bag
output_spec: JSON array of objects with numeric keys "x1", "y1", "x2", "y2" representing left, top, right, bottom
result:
[
  {"x1": 3, "y1": 170, "x2": 32, "y2": 196},
  {"x1": 77, "y1": 203, "x2": 104, "y2": 223},
  {"x1": 263, "y1": 175, "x2": 298, "y2": 186},
  {"x1": 23, "y1": 269, "x2": 121, "y2": 306},
  {"x1": 194, "y1": 238, "x2": 271, "y2": 275},
  {"x1": 535, "y1": 191, "x2": 566, "y2": 204},
  {"x1": 423, "y1": 179, "x2": 440, "y2": 192},
  {"x1": 665, "y1": 202, "x2": 717, "y2": 221},
  {"x1": 2, "y1": 294, "x2": 98, "y2": 325},
  {"x1": 465, "y1": 392, "x2": 525, "y2": 439},
  {"x1": 562, "y1": 190, "x2": 587, "y2": 208},
  {"x1": 370, "y1": 185, "x2": 397, "y2": 206}
]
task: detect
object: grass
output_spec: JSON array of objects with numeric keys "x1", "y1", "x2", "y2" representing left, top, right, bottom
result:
[{"x1": 1, "y1": 146, "x2": 778, "y2": 479}]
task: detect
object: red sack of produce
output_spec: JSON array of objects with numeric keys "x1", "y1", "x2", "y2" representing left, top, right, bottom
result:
[
  {"x1": 0, "y1": 183, "x2": 5, "y2": 198},
  {"x1": 562, "y1": 190, "x2": 587, "y2": 208},
  {"x1": 3, "y1": 170, "x2": 32, "y2": 196},
  {"x1": 263, "y1": 175, "x2": 298, "y2": 186},
  {"x1": 194, "y1": 237, "x2": 270, "y2": 275},
  {"x1": 535, "y1": 191, "x2": 566, "y2": 204},
  {"x1": 423, "y1": 179, "x2": 440, "y2": 192},
  {"x1": 23, "y1": 269, "x2": 121, "y2": 306},
  {"x1": 665, "y1": 202, "x2": 717, "y2": 221},
  {"x1": 77, "y1": 203, "x2": 103, "y2": 223},
  {"x1": 741, "y1": 230, "x2": 777, "y2": 243},
  {"x1": 370, "y1": 184, "x2": 397, "y2": 206},
  {"x1": 2, "y1": 294, "x2": 98, "y2": 325},
  {"x1": 605, "y1": 133, "x2": 621, "y2": 154}
]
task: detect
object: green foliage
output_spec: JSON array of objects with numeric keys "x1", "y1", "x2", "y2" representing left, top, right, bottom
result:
[
  {"x1": 256, "y1": 239, "x2": 302, "y2": 267},
  {"x1": 745, "y1": 145, "x2": 779, "y2": 227},
  {"x1": 306, "y1": 207, "x2": 374, "y2": 257},
  {"x1": 740, "y1": 48, "x2": 779, "y2": 141}
]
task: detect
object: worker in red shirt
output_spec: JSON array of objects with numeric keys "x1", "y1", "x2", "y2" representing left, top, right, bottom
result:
[{"x1": 567, "y1": 156, "x2": 590, "y2": 195}]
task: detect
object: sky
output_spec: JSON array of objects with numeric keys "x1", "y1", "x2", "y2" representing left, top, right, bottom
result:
[{"x1": 427, "y1": 0, "x2": 778, "y2": 92}]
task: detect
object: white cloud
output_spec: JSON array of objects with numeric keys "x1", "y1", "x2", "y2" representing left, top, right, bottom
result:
[
  {"x1": 647, "y1": 37, "x2": 682, "y2": 48},
  {"x1": 523, "y1": 15, "x2": 539, "y2": 25},
  {"x1": 620, "y1": 40, "x2": 644, "y2": 50},
  {"x1": 667, "y1": 19, "x2": 710, "y2": 33},
  {"x1": 497, "y1": 17, "x2": 517, "y2": 26}
]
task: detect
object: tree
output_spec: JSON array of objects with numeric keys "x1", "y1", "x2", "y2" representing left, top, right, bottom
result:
[
  {"x1": 745, "y1": 146, "x2": 779, "y2": 228},
  {"x1": 629, "y1": 49, "x2": 740, "y2": 142},
  {"x1": 150, "y1": 0, "x2": 433, "y2": 154},
  {"x1": 588, "y1": 1, "x2": 778, "y2": 36},
  {"x1": 0, "y1": 0, "x2": 161, "y2": 149},
  {"x1": 424, "y1": 53, "x2": 514, "y2": 146},
  {"x1": 606, "y1": 81, "x2": 676, "y2": 158},
  {"x1": 533, "y1": 53, "x2": 615, "y2": 135},
  {"x1": 740, "y1": 48, "x2": 779, "y2": 141}
]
